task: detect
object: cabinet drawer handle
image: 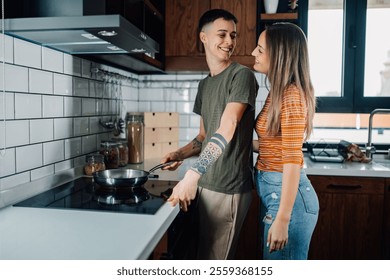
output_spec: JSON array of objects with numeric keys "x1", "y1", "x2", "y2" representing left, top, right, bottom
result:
[{"x1": 327, "y1": 184, "x2": 362, "y2": 190}]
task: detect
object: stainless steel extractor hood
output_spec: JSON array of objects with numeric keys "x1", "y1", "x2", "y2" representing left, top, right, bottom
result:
[{"x1": 4, "y1": 14, "x2": 159, "y2": 55}]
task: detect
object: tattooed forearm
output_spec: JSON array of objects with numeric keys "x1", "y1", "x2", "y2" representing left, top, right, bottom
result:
[
  {"x1": 191, "y1": 137, "x2": 203, "y2": 151},
  {"x1": 190, "y1": 133, "x2": 227, "y2": 175}
]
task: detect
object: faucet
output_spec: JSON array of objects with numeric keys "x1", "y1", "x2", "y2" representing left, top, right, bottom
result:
[{"x1": 365, "y1": 108, "x2": 390, "y2": 159}]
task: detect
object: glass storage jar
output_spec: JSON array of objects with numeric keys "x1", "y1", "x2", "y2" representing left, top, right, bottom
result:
[
  {"x1": 99, "y1": 141, "x2": 120, "y2": 169},
  {"x1": 84, "y1": 154, "x2": 106, "y2": 176},
  {"x1": 111, "y1": 138, "x2": 129, "y2": 167},
  {"x1": 126, "y1": 112, "x2": 144, "y2": 163}
]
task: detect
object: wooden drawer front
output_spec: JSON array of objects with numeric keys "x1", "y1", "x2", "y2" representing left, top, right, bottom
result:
[
  {"x1": 144, "y1": 112, "x2": 179, "y2": 128},
  {"x1": 308, "y1": 176, "x2": 385, "y2": 195},
  {"x1": 145, "y1": 127, "x2": 179, "y2": 144},
  {"x1": 145, "y1": 142, "x2": 179, "y2": 159}
]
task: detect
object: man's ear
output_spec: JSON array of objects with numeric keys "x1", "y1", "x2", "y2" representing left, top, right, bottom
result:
[{"x1": 200, "y1": 32, "x2": 206, "y2": 43}]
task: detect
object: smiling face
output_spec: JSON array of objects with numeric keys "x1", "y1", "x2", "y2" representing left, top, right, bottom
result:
[
  {"x1": 251, "y1": 30, "x2": 270, "y2": 74},
  {"x1": 200, "y1": 18, "x2": 237, "y2": 62}
]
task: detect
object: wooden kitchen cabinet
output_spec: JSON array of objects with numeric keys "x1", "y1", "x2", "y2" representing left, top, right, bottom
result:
[
  {"x1": 165, "y1": 0, "x2": 257, "y2": 71},
  {"x1": 308, "y1": 175, "x2": 386, "y2": 260},
  {"x1": 384, "y1": 178, "x2": 390, "y2": 259}
]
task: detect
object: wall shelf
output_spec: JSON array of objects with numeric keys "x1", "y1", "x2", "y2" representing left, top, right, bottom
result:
[{"x1": 260, "y1": 13, "x2": 298, "y2": 20}]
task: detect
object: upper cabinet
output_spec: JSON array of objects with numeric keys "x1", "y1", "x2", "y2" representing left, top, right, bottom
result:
[{"x1": 165, "y1": 0, "x2": 257, "y2": 72}]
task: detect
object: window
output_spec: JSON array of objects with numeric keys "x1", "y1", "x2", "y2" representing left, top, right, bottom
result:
[{"x1": 307, "y1": 0, "x2": 390, "y2": 113}]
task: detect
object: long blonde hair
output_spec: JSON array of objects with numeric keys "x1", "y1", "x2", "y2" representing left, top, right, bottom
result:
[{"x1": 265, "y1": 22, "x2": 316, "y2": 140}]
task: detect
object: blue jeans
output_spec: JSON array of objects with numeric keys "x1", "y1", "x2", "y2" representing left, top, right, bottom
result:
[{"x1": 255, "y1": 169, "x2": 319, "y2": 260}]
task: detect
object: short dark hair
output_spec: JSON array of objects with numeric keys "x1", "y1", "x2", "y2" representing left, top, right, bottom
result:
[{"x1": 198, "y1": 9, "x2": 237, "y2": 33}]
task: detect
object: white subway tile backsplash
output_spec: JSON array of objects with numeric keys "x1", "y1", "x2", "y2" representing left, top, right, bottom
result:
[
  {"x1": 82, "y1": 98, "x2": 96, "y2": 116},
  {"x1": 64, "y1": 54, "x2": 81, "y2": 76},
  {"x1": 179, "y1": 114, "x2": 189, "y2": 128},
  {"x1": 73, "y1": 77, "x2": 89, "y2": 97},
  {"x1": 42, "y1": 95, "x2": 64, "y2": 118},
  {"x1": 15, "y1": 93, "x2": 42, "y2": 119},
  {"x1": 43, "y1": 140, "x2": 64, "y2": 164},
  {"x1": 1, "y1": 120, "x2": 29, "y2": 148},
  {"x1": 0, "y1": 148, "x2": 16, "y2": 177},
  {"x1": 64, "y1": 96, "x2": 82, "y2": 116},
  {"x1": 125, "y1": 101, "x2": 140, "y2": 113},
  {"x1": 151, "y1": 101, "x2": 176, "y2": 112},
  {"x1": 0, "y1": 92, "x2": 15, "y2": 120},
  {"x1": 179, "y1": 128, "x2": 198, "y2": 141},
  {"x1": 54, "y1": 159, "x2": 73, "y2": 173},
  {"x1": 139, "y1": 88, "x2": 164, "y2": 101},
  {"x1": 16, "y1": 143, "x2": 43, "y2": 172},
  {"x1": 14, "y1": 38, "x2": 42, "y2": 69},
  {"x1": 73, "y1": 117, "x2": 89, "y2": 136},
  {"x1": 0, "y1": 64, "x2": 29, "y2": 93},
  {"x1": 175, "y1": 102, "x2": 193, "y2": 114},
  {"x1": 54, "y1": 118, "x2": 73, "y2": 139},
  {"x1": 82, "y1": 135, "x2": 97, "y2": 154},
  {"x1": 81, "y1": 59, "x2": 92, "y2": 78},
  {"x1": 0, "y1": 35, "x2": 14, "y2": 63},
  {"x1": 164, "y1": 88, "x2": 190, "y2": 101},
  {"x1": 42, "y1": 47, "x2": 63, "y2": 73},
  {"x1": 30, "y1": 119, "x2": 54, "y2": 144},
  {"x1": 31, "y1": 165, "x2": 55, "y2": 181},
  {"x1": 0, "y1": 171, "x2": 30, "y2": 191},
  {"x1": 29, "y1": 69, "x2": 53, "y2": 94},
  {"x1": 89, "y1": 117, "x2": 103, "y2": 134},
  {"x1": 189, "y1": 115, "x2": 200, "y2": 128},
  {"x1": 121, "y1": 86, "x2": 138, "y2": 100},
  {"x1": 54, "y1": 73, "x2": 73, "y2": 95},
  {"x1": 64, "y1": 137, "x2": 82, "y2": 159}
]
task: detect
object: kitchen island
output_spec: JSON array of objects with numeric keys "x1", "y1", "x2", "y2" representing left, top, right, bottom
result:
[{"x1": 0, "y1": 156, "x2": 389, "y2": 260}]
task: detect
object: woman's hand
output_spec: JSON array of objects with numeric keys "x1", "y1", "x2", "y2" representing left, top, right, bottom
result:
[
  {"x1": 267, "y1": 218, "x2": 289, "y2": 253},
  {"x1": 167, "y1": 169, "x2": 200, "y2": 211}
]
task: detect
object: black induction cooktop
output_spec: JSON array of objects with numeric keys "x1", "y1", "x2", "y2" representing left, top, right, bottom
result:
[{"x1": 14, "y1": 177, "x2": 176, "y2": 215}]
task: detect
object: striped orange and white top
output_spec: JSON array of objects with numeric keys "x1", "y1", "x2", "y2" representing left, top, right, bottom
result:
[{"x1": 255, "y1": 84, "x2": 306, "y2": 172}]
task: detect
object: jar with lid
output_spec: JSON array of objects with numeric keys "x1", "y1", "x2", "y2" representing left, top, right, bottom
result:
[
  {"x1": 126, "y1": 112, "x2": 144, "y2": 163},
  {"x1": 99, "y1": 141, "x2": 120, "y2": 169},
  {"x1": 111, "y1": 138, "x2": 129, "y2": 167},
  {"x1": 84, "y1": 154, "x2": 106, "y2": 176}
]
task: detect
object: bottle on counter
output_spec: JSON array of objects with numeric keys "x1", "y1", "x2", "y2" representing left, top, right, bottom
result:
[
  {"x1": 99, "y1": 140, "x2": 120, "y2": 169},
  {"x1": 84, "y1": 154, "x2": 106, "y2": 176},
  {"x1": 126, "y1": 112, "x2": 144, "y2": 164},
  {"x1": 111, "y1": 138, "x2": 129, "y2": 167}
]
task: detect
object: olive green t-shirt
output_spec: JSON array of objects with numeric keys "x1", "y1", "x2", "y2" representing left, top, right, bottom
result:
[{"x1": 193, "y1": 62, "x2": 259, "y2": 194}]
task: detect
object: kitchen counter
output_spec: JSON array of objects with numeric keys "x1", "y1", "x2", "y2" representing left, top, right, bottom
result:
[
  {"x1": 0, "y1": 155, "x2": 389, "y2": 260},
  {"x1": 0, "y1": 161, "x2": 182, "y2": 260}
]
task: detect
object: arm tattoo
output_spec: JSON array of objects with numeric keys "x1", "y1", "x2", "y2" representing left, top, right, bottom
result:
[
  {"x1": 191, "y1": 137, "x2": 203, "y2": 150},
  {"x1": 190, "y1": 133, "x2": 227, "y2": 176}
]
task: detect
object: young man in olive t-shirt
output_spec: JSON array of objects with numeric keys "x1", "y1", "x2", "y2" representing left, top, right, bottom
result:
[{"x1": 161, "y1": 9, "x2": 258, "y2": 259}]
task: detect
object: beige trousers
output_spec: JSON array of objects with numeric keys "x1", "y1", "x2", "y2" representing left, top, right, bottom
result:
[{"x1": 196, "y1": 187, "x2": 252, "y2": 260}]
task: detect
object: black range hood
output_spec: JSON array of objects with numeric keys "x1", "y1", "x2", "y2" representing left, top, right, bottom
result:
[
  {"x1": 5, "y1": 14, "x2": 159, "y2": 55},
  {"x1": 3, "y1": 0, "x2": 164, "y2": 74}
]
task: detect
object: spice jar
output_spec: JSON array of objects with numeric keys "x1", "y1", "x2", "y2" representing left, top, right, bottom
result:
[
  {"x1": 111, "y1": 138, "x2": 129, "y2": 167},
  {"x1": 126, "y1": 112, "x2": 144, "y2": 163},
  {"x1": 99, "y1": 141, "x2": 120, "y2": 169},
  {"x1": 84, "y1": 154, "x2": 106, "y2": 176}
]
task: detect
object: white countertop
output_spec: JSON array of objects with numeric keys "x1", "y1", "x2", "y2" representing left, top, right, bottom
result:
[
  {"x1": 0, "y1": 155, "x2": 389, "y2": 260},
  {"x1": 0, "y1": 201, "x2": 179, "y2": 260},
  {"x1": 0, "y1": 162, "x2": 181, "y2": 260}
]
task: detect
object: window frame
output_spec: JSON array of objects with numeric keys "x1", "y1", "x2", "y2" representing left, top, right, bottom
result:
[{"x1": 305, "y1": 0, "x2": 390, "y2": 113}]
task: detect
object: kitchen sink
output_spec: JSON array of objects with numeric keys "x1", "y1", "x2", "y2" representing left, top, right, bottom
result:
[{"x1": 372, "y1": 154, "x2": 390, "y2": 169}]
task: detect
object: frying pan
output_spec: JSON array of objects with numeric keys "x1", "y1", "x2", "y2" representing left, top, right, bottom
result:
[{"x1": 93, "y1": 161, "x2": 176, "y2": 188}]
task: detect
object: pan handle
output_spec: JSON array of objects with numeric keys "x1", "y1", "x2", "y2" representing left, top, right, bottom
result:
[{"x1": 148, "y1": 161, "x2": 180, "y2": 174}]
